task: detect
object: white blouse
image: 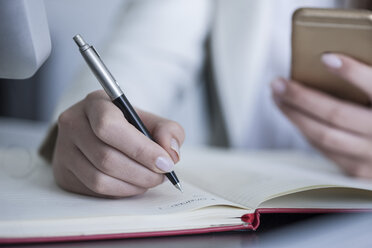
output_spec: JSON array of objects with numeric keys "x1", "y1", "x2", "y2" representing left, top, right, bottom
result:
[
  {"x1": 241, "y1": 0, "x2": 341, "y2": 150},
  {"x1": 55, "y1": 0, "x2": 351, "y2": 150}
]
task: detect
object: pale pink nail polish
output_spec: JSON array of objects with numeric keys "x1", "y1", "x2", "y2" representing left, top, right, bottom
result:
[
  {"x1": 155, "y1": 156, "x2": 175, "y2": 172},
  {"x1": 321, "y1": 54, "x2": 342, "y2": 69}
]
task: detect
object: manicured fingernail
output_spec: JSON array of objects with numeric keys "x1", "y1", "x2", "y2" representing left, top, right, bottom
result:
[
  {"x1": 156, "y1": 156, "x2": 175, "y2": 172},
  {"x1": 271, "y1": 78, "x2": 286, "y2": 95},
  {"x1": 321, "y1": 54, "x2": 342, "y2": 69},
  {"x1": 170, "y1": 138, "x2": 180, "y2": 158}
]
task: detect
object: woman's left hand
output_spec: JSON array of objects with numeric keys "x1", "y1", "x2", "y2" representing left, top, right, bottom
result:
[{"x1": 271, "y1": 54, "x2": 372, "y2": 179}]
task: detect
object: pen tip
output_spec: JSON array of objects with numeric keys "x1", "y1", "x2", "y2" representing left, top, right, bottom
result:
[{"x1": 175, "y1": 183, "x2": 183, "y2": 193}]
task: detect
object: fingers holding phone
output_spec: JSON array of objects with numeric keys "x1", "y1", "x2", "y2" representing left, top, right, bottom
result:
[
  {"x1": 291, "y1": 8, "x2": 372, "y2": 105},
  {"x1": 272, "y1": 55, "x2": 372, "y2": 178},
  {"x1": 273, "y1": 8, "x2": 372, "y2": 178},
  {"x1": 321, "y1": 54, "x2": 372, "y2": 99}
]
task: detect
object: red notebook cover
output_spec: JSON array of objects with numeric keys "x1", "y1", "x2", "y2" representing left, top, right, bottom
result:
[
  {"x1": 0, "y1": 212, "x2": 258, "y2": 244},
  {"x1": 2, "y1": 208, "x2": 370, "y2": 244}
]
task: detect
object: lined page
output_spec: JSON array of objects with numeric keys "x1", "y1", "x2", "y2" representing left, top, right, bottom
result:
[
  {"x1": 178, "y1": 147, "x2": 372, "y2": 209},
  {"x1": 0, "y1": 149, "x2": 243, "y2": 223}
]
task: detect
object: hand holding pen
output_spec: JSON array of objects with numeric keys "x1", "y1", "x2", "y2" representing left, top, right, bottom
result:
[{"x1": 50, "y1": 36, "x2": 184, "y2": 198}]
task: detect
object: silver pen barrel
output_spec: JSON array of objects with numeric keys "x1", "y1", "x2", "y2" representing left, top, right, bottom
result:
[{"x1": 73, "y1": 34, "x2": 123, "y2": 100}]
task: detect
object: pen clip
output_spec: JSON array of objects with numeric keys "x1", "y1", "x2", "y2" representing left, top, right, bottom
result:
[{"x1": 91, "y1": 46, "x2": 101, "y2": 58}]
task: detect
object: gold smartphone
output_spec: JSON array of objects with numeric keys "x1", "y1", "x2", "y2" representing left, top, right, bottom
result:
[{"x1": 291, "y1": 8, "x2": 372, "y2": 105}]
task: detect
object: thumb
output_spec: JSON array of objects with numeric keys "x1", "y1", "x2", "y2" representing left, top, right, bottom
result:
[
  {"x1": 321, "y1": 53, "x2": 372, "y2": 98},
  {"x1": 137, "y1": 109, "x2": 185, "y2": 163}
]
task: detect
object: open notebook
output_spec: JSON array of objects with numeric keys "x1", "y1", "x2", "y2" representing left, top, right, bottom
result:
[{"x1": 1, "y1": 147, "x2": 372, "y2": 244}]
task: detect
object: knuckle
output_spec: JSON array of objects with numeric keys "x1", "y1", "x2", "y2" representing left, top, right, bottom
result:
[
  {"x1": 97, "y1": 149, "x2": 115, "y2": 173},
  {"x1": 93, "y1": 116, "x2": 113, "y2": 142},
  {"x1": 326, "y1": 106, "x2": 343, "y2": 124},
  {"x1": 85, "y1": 91, "x2": 97, "y2": 103},
  {"x1": 90, "y1": 174, "x2": 109, "y2": 195},
  {"x1": 85, "y1": 90, "x2": 105, "y2": 103},
  {"x1": 57, "y1": 110, "x2": 73, "y2": 130}
]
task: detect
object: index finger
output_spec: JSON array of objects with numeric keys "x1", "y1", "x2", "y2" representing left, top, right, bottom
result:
[
  {"x1": 322, "y1": 54, "x2": 372, "y2": 98},
  {"x1": 83, "y1": 91, "x2": 175, "y2": 174}
]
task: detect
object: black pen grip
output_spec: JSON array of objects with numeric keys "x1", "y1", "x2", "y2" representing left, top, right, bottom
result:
[
  {"x1": 112, "y1": 94, "x2": 180, "y2": 186},
  {"x1": 113, "y1": 94, "x2": 153, "y2": 140}
]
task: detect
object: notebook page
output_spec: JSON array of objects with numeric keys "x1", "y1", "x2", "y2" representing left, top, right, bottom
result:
[
  {"x1": 260, "y1": 187, "x2": 372, "y2": 209},
  {"x1": 0, "y1": 149, "x2": 244, "y2": 223},
  {"x1": 178, "y1": 147, "x2": 372, "y2": 209}
]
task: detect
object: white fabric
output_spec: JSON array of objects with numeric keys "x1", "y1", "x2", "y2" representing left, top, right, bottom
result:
[
  {"x1": 213, "y1": 0, "x2": 340, "y2": 149},
  {"x1": 55, "y1": 0, "x2": 212, "y2": 144},
  {"x1": 55, "y1": 0, "x2": 350, "y2": 150}
]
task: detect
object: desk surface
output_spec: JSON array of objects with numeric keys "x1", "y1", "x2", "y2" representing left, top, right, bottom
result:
[
  {"x1": 0, "y1": 117, "x2": 48, "y2": 148},
  {"x1": 2, "y1": 118, "x2": 371, "y2": 248}
]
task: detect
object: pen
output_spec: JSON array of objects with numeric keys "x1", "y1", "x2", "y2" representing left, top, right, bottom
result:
[{"x1": 73, "y1": 34, "x2": 182, "y2": 192}]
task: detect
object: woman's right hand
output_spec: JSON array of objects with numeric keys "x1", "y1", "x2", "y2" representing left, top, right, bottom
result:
[{"x1": 52, "y1": 90, "x2": 185, "y2": 198}]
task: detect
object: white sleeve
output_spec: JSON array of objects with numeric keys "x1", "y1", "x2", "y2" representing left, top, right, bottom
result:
[{"x1": 53, "y1": 0, "x2": 212, "y2": 121}]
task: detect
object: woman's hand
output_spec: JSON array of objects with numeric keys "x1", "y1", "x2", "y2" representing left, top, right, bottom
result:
[
  {"x1": 53, "y1": 90, "x2": 185, "y2": 198},
  {"x1": 271, "y1": 54, "x2": 372, "y2": 179}
]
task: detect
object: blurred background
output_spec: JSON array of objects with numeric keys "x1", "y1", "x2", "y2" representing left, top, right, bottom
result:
[{"x1": 0, "y1": 0, "x2": 126, "y2": 122}]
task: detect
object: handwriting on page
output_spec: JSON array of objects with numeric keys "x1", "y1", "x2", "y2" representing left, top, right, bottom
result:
[
  {"x1": 157, "y1": 194, "x2": 218, "y2": 210},
  {"x1": 137, "y1": 183, "x2": 240, "y2": 213}
]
